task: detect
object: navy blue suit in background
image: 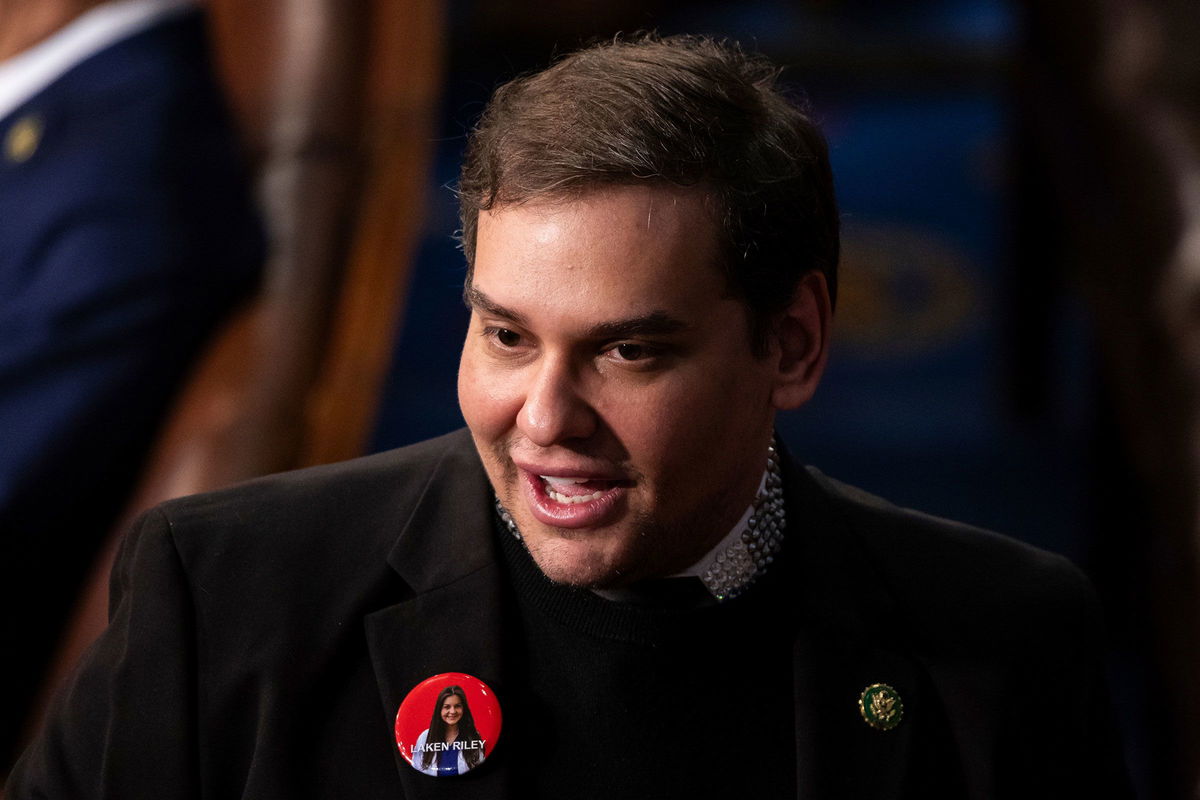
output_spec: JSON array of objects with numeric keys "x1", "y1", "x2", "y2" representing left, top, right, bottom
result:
[{"x1": 0, "y1": 8, "x2": 262, "y2": 767}]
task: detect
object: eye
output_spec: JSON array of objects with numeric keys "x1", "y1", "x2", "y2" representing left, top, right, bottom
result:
[
  {"x1": 614, "y1": 343, "x2": 646, "y2": 361},
  {"x1": 603, "y1": 341, "x2": 668, "y2": 369},
  {"x1": 482, "y1": 326, "x2": 523, "y2": 348}
]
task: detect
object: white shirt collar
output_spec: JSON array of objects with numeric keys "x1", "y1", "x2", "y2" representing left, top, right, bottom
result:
[{"x1": 0, "y1": 0, "x2": 196, "y2": 122}]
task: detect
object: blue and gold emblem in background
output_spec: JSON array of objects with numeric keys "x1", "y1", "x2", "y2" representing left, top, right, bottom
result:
[
  {"x1": 859, "y1": 683, "x2": 903, "y2": 731},
  {"x1": 5, "y1": 115, "x2": 42, "y2": 164}
]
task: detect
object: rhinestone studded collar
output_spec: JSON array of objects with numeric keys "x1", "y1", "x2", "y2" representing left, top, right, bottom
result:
[
  {"x1": 695, "y1": 442, "x2": 785, "y2": 601},
  {"x1": 494, "y1": 441, "x2": 786, "y2": 603}
]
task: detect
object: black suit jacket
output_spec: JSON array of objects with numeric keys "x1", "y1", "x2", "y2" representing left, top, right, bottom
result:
[{"x1": 7, "y1": 429, "x2": 1130, "y2": 798}]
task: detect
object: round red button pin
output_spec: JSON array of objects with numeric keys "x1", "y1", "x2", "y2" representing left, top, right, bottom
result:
[{"x1": 394, "y1": 672, "x2": 502, "y2": 777}]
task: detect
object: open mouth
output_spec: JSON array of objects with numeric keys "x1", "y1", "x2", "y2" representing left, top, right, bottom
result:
[
  {"x1": 539, "y1": 476, "x2": 620, "y2": 504},
  {"x1": 517, "y1": 469, "x2": 630, "y2": 528}
]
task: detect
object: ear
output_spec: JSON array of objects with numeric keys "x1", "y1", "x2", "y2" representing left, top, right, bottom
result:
[{"x1": 770, "y1": 271, "x2": 832, "y2": 411}]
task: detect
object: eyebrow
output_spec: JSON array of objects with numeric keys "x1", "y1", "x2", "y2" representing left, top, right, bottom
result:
[
  {"x1": 464, "y1": 286, "x2": 527, "y2": 325},
  {"x1": 464, "y1": 286, "x2": 689, "y2": 339},
  {"x1": 586, "y1": 312, "x2": 688, "y2": 339}
]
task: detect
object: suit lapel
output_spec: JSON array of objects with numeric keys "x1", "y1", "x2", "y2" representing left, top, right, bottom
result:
[
  {"x1": 792, "y1": 626, "x2": 924, "y2": 798},
  {"x1": 789, "y1": 460, "x2": 1007, "y2": 798},
  {"x1": 918, "y1": 657, "x2": 1003, "y2": 799},
  {"x1": 364, "y1": 433, "x2": 513, "y2": 799},
  {"x1": 787, "y1": 459, "x2": 924, "y2": 799}
]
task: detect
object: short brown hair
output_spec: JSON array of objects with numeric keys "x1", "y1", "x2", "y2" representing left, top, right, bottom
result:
[{"x1": 458, "y1": 33, "x2": 839, "y2": 351}]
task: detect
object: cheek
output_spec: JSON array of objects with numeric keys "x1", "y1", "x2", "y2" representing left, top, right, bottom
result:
[
  {"x1": 458, "y1": 350, "x2": 521, "y2": 437},
  {"x1": 596, "y1": 379, "x2": 724, "y2": 463},
  {"x1": 604, "y1": 363, "x2": 772, "y2": 470}
]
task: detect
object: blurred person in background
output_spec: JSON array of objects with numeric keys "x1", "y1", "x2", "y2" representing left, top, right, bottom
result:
[{"x1": 0, "y1": 0, "x2": 261, "y2": 774}]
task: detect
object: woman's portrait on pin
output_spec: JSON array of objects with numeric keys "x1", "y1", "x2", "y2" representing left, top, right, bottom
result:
[{"x1": 411, "y1": 685, "x2": 487, "y2": 776}]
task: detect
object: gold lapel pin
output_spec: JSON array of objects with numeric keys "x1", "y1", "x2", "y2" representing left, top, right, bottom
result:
[
  {"x1": 859, "y1": 683, "x2": 903, "y2": 730},
  {"x1": 5, "y1": 115, "x2": 42, "y2": 164}
]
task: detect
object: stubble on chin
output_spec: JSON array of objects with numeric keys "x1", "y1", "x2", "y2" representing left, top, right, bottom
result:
[
  {"x1": 522, "y1": 534, "x2": 630, "y2": 588},
  {"x1": 518, "y1": 509, "x2": 681, "y2": 589}
]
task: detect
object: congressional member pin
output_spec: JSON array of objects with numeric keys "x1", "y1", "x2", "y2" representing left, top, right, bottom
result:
[
  {"x1": 395, "y1": 672, "x2": 501, "y2": 776},
  {"x1": 858, "y1": 683, "x2": 903, "y2": 731}
]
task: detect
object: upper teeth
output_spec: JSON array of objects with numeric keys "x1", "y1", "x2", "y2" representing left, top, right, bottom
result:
[{"x1": 540, "y1": 476, "x2": 590, "y2": 486}]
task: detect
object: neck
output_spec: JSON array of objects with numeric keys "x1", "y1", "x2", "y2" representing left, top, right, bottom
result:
[
  {"x1": 444, "y1": 724, "x2": 458, "y2": 741},
  {"x1": 0, "y1": 0, "x2": 105, "y2": 61}
]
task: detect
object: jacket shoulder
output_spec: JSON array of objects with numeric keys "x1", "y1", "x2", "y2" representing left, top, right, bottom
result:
[
  {"x1": 805, "y1": 467, "x2": 1096, "y2": 654},
  {"x1": 154, "y1": 429, "x2": 480, "y2": 589}
]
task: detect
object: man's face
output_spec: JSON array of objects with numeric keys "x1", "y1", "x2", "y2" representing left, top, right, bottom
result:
[{"x1": 458, "y1": 185, "x2": 782, "y2": 587}]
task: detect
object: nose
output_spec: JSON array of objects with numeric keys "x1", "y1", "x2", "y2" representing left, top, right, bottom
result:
[{"x1": 517, "y1": 356, "x2": 597, "y2": 447}]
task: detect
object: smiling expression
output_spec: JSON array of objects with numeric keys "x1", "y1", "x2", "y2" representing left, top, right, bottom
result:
[
  {"x1": 440, "y1": 695, "x2": 463, "y2": 727},
  {"x1": 458, "y1": 185, "x2": 797, "y2": 588}
]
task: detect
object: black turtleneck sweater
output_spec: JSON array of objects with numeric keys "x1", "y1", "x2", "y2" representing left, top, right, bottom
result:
[{"x1": 494, "y1": 516, "x2": 799, "y2": 799}]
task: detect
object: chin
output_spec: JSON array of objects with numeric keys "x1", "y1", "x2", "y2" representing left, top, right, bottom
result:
[{"x1": 522, "y1": 534, "x2": 635, "y2": 588}]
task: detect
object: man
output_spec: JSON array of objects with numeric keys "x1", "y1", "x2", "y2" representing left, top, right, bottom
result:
[
  {"x1": 7, "y1": 34, "x2": 1129, "y2": 798},
  {"x1": 0, "y1": 0, "x2": 261, "y2": 772}
]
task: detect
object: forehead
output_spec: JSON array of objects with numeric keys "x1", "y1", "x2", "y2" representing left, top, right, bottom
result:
[{"x1": 470, "y1": 186, "x2": 727, "y2": 321}]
